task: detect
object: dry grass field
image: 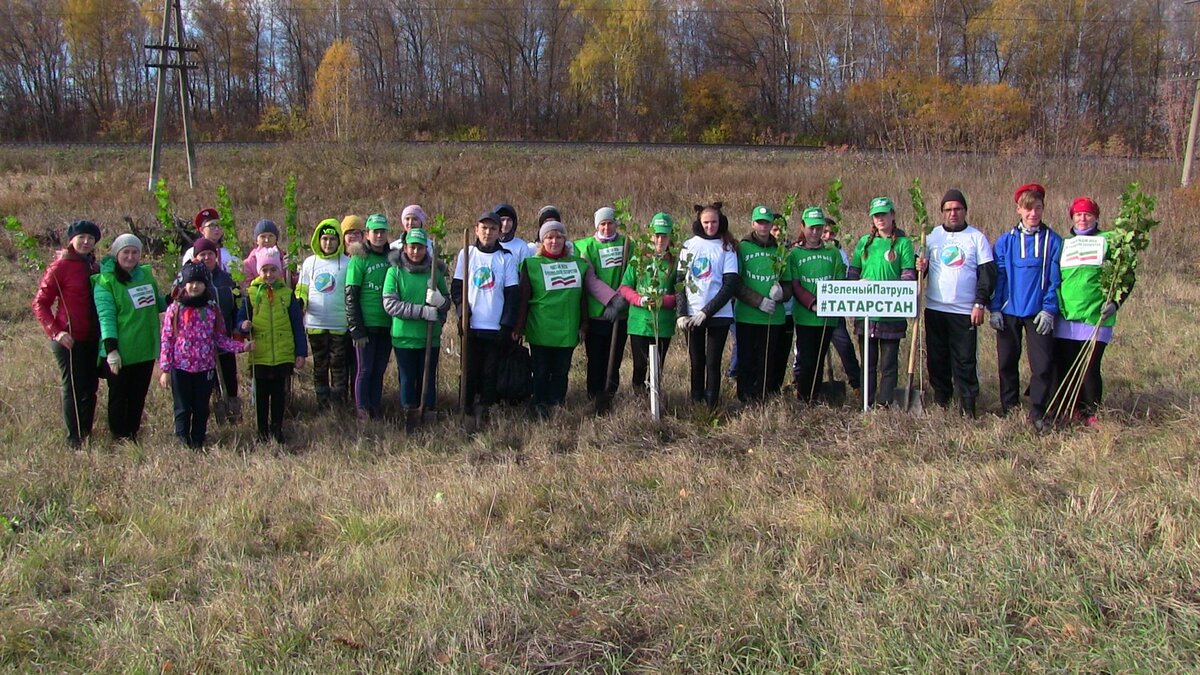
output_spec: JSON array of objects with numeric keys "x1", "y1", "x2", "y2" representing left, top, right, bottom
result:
[{"x1": 0, "y1": 143, "x2": 1198, "y2": 671}]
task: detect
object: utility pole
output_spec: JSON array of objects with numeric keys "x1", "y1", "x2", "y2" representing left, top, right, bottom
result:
[{"x1": 146, "y1": 0, "x2": 198, "y2": 191}]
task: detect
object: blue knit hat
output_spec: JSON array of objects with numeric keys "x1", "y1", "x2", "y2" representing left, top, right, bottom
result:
[{"x1": 253, "y1": 219, "x2": 280, "y2": 238}]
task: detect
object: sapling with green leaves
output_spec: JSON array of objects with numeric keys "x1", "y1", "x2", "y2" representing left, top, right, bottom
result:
[
  {"x1": 216, "y1": 185, "x2": 245, "y2": 285},
  {"x1": 824, "y1": 177, "x2": 844, "y2": 237},
  {"x1": 154, "y1": 178, "x2": 182, "y2": 281},
  {"x1": 5, "y1": 215, "x2": 45, "y2": 271},
  {"x1": 284, "y1": 172, "x2": 301, "y2": 274}
]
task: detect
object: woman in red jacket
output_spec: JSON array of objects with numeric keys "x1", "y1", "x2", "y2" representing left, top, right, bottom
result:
[{"x1": 32, "y1": 220, "x2": 102, "y2": 447}]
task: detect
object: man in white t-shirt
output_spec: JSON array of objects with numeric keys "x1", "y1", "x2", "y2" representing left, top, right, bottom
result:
[{"x1": 916, "y1": 189, "x2": 996, "y2": 418}]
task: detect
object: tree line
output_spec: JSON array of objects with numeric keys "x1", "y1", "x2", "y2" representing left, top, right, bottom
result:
[{"x1": 0, "y1": 0, "x2": 1193, "y2": 155}]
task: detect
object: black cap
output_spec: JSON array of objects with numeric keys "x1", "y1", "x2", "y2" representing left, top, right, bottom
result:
[
  {"x1": 66, "y1": 219, "x2": 101, "y2": 241},
  {"x1": 478, "y1": 211, "x2": 500, "y2": 224},
  {"x1": 940, "y1": 189, "x2": 967, "y2": 210}
]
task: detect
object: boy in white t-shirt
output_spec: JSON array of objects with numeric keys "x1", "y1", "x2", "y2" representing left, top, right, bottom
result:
[
  {"x1": 915, "y1": 188, "x2": 996, "y2": 418},
  {"x1": 452, "y1": 211, "x2": 519, "y2": 420}
]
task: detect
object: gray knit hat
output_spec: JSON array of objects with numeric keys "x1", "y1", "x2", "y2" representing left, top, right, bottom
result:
[
  {"x1": 110, "y1": 233, "x2": 143, "y2": 256},
  {"x1": 594, "y1": 207, "x2": 616, "y2": 228},
  {"x1": 538, "y1": 220, "x2": 567, "y2": 240}
]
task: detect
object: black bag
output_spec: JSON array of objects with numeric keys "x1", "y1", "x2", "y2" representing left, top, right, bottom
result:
[{"x1": 496, "y1": 341, "x2": 533, "y2": 404}]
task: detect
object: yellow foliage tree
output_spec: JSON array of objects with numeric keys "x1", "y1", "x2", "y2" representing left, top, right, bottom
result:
[{"x1": 310, "y1": 39, "x2": 364, "y2": 141}]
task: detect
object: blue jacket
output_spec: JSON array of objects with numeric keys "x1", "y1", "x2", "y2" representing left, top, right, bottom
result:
[{"x1": 990, "y1": 224, "x2": 1063, "y2": 319}]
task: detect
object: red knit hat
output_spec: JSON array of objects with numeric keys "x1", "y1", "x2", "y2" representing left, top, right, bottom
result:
[
  {"x1": 1069, "y1": 197, "x2": 1099, "y2": 218},
  {"x1": 194, "y1": 207, "x2": 220, "y2": 231},
  {"x1": 1013, "y1": 183, "x2": 1045, "y2": 204}
]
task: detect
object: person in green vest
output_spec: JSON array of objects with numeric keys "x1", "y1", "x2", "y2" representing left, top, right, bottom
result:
[
  {"x1": 345, "y1": 213, "x2": 393, "y2": 420},
  {"x1": 618, "y1": 212, "x2": 678, "y2": 392},
  {"x1": 848, "y1": 196, "x2": 917, "y2": 407},
  {"x1": 237, "y1": 247, "x2": 307, "y2": 444},
  {"x1": 733, "y1": 204, "x2": 793, "y2": 403},
  {"x1": 789, "y1": 207, "x2": 848, "y2": 402},
  {"x1": 92, "y1": 233, "x2": 166, "y2": 442},
  {"x1": 514, "y1": 220, "x2": 592, "y2": 418},
  {"x1": 575, "y1": 206, "x2": 630, "y2": 401},
  {"x1": 382, "y1": 228, "x2": 451, "y2": 417},
  {"x1": 1052, "y1": 197, "x2": 1131, "y2": 427}
]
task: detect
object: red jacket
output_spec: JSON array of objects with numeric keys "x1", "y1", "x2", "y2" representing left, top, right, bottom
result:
[{"x1": 32, "y1": 248, "x2": 100, "y2": 342}]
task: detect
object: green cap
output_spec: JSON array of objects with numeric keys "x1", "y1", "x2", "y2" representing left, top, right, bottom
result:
[
  {"x1": 366, "y1": 213, "x2": 389, "y2": 230},
  {"x1": 751, "y1": 205, "x2": 774, "y2": 223},
  {"x1": 801, "y1": 207, "x2": 827, "y2": 227},
  {"x1": 868, "y1": 197, "x2": 894, "y2": 216},
  {"x1": 405, "y1": 228, "x2": 428, "y2": 246},
  {"x1": 649, "y1": 212, "x2": 674, "y2": 235}
]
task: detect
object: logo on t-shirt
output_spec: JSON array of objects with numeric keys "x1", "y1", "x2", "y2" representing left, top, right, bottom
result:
[
  {"x1": 542, "y1": 262, "x2": 581, "y2": 289},
  {"x1": 940, "y1": 244, "x2": 966, "y2": 268},
  {"x1": 314, "y1": 271, "x2": 336, "y2": 293},
  {"x1": 127, "y1": 284, "x2": 156, "y2": 309},
  {"x1": 473, "y1": 266, "x2": 496, "y2": 289},
  {"x1": 690, "y1": 256, "x2": 713, "y2": 280}
]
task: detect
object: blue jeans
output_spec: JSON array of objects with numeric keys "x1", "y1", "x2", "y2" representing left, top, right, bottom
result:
[
  {"x1": 394, "y1": 346, "x2": 439, "y2": 410},
  {"x1": 355, "y1": 327, "x2": 391, "y2": 415}
]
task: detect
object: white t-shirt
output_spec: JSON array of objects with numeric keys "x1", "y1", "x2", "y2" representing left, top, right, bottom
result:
[
  {"x1": 678, "y1": 236, "x2": 739, "y2": 319},
  {"x1": 182, "y1": 245, "x2": 235, "y2": 272},
  {"x1": 501, "y1": 237, "x2": 531, "y2": 268},
  {"x1": 924, "y1": 225, "x2": 993, "y2": 315},
  {"x1": 298, "y1": 253, "x2": 349, "y2": 331},
  {"x1": 454, "y1": 246, "x2": 518, "y2": 330}
]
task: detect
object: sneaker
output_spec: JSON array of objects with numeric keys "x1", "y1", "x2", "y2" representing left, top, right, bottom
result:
[{"x1": 1083, "y1": 415, "x2": 1100, "y2": 428}]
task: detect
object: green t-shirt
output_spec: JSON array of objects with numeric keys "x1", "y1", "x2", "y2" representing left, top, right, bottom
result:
[
  {"x1": 345, "y1": 250, "x2": 391, "y2": 328},
  {"x1": 788, "y1": 245, "x2": 846, "y2": 327},
  {"x1": 521, "y1": 255, "x2": 590, "y2": 347},
  {"x1": 620, "y1": 256, "x2": 677, "y2": 338},
  {"x1": 850, "y1": 232, "x2": 915, "y2": 323},
  {"x1": 383, "y1": 264, "x2": 449, "y2": 349},
  {"x1": 734, "y1": 238, "x2": 790, "y2": 325},
  {"x1": 574, "y1": 235, "x2": 626, "y2": 318}
]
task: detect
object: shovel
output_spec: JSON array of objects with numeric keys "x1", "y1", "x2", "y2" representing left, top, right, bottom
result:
[{"x1": 818, "y1": 348, "x2": 847, "y2": 405}]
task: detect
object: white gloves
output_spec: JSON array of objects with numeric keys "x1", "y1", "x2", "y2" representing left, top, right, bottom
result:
[
  {"x1": 106, "y1": 350, "x2": 122, "y2": 375},
  {"x1": 1033, "y1": 310, "x2": 1055, "y2": 336},
  {"x1": 420, "y1": 306, "x2": 439, "y2": 322},
  {"x1": 426, "y1": 288, "x2": 446, "y2": 307},
  {"x1": 639, "y1": 295, "x2": 651, "y2": 308},
  {"x1": 687, "y1": 310, "x2": 707, "y2": 329},
  {"x1": 758, "y1": 298, "x2": 777, "y2": 314},
  {"x1": 988, "y1": 312, "x2": 1004, "y2": 332},
  {"x1": 768, "y1": 283, "x2": 784, "y2": 302}
]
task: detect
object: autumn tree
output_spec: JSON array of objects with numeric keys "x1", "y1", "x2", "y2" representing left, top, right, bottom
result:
[{"x1": 310, "y1": 39, "x2": 365, "y2": 141}]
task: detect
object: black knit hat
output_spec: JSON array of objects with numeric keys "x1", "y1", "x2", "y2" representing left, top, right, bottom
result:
[
  {"x1": 940, "y1": 189, "x2": 967, "y2": 211},
  {"x1": 179, "y1": 261, "x2": 209, "y2": 285},
  {"x1": 66, "y1": 219, "x2": 101, "y2": 241}
]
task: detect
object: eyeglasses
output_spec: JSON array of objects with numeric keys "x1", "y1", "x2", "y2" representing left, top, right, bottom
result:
[{"x1": 942, "y1": 207, "x2": 965, "y2": 213}]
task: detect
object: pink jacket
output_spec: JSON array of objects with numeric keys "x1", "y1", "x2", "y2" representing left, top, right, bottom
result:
[{"x1": 159, "y1": 302, "x2": 244, "y2": 373}]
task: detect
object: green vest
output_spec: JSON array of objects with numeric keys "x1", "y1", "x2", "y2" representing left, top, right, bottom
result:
[
  {"x1": 521, "y1": 255, "x2": 590, "y2": 347},
  {"x1": 1058, "y1": 230, "x2": 1117, "y2": 327},
  {"x1": 384, "y1": 264, "x2": 449, "y2": 349},
  {"x1": 92, "y1": 259, "x2": 164, "y2": 364},
  {"x1": 574, "y1": 235, "x2": 626, "y2": 318},
  {"x1": 788, "y1": 245, "x2": 846, "y2": 327},
  {"x1": 248, "y1": 278, "x2": 297, "y2": 366},
  {"x1": 734, "y1": 238, "x2": 790, "y2": 325},
  {"x1": 346, "y1": 249, "x2": 392, "y2": 328},
  {"x1": 620, "y1": 256, "x2": 677, "y2": 338}
]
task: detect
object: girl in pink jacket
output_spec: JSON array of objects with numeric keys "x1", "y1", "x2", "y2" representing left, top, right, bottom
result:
[{"x1": 159, "y1": 262, "x2": 251, "y2": 448}]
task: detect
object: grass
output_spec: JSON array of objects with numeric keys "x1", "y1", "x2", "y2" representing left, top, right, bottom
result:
[{"x1": 0, "y1": 144, "x2": 1198, "y2": 671}]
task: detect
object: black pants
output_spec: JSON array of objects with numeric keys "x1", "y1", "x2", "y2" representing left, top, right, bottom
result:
[
  {"x1": 829, "y1": 318, "x2": 861, "y2": 384},
  {"x1": 216, "y1": 350, "x2": 238, "y2": 398},
  {"x1": 107, "y1": 360, "x2": 154, "y2": 441},
  {"x1": 584, "y1": 318, "x2": 627, "y2": 398},
  {"x1": 171, "y1": 369, "x2": 214, "y2": 448},
  {"x1": 771, "y1": 321, "x2": 793, "y2": 394},
  {"x1": 253, "y1": 364, "x2": 292, "y2": 441},
  {"x1": 996, "y1": 314, "x2": 1055, "y2": 419},
  {"x1": 531, "y1": 344, "x2": 574, "y2": 413},
  {"x1": 688, "y1": 318, "x2": 731, "y2": 405},
  {"x1": 463, "y1": 330, "x2": 503, "y2": 410},
  {"x1": 793, "y1": 325, "x2": 833, "y2": 402},
  {"x1": 355, "y1": 327, "x2": 391, "y2": 415},
  {"x1": 1053, "y1": 338, "x2": 1107, "y2": 417},
  {"x1": 735, "y1": 322, "x2": 786, "y2": 402},
  {"x1": 309, "y1": 331, "x2": 348, "y2": 402},
  {"x1": 51, "y1": 339, "x2": 99, "y2": 446},
  {"x1": 859, "y1": 337, "x2": 900, "y2": 407},
  {"x1": 630, "y1": 335, "x2": 671, "y2": 390},
  {"x1": 925, "y1": 308, "x2": 980, "y2": 409}
]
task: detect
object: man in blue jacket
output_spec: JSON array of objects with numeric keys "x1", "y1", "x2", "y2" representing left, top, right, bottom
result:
[{"x1": 989, "y1": 183, "x2": 1062, "y2": 431}]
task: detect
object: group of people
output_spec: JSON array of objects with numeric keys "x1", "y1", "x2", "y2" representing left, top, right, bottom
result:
[{"x1": 31, "y1": 182, "x2": 1127, "y2": 449}]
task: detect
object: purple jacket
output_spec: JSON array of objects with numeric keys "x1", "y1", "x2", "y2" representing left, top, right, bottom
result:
[{"x1": 160, "y1": 302, "x2": 244, "y2": 373}]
